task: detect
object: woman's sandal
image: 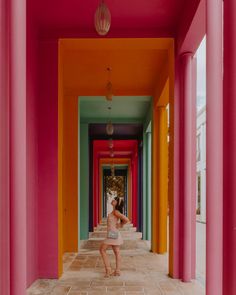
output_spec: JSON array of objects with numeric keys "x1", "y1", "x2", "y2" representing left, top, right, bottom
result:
[
  {"x1": 104, "y1": 267, "x2": 112, "y2": 278},
  {"x1": 112, "y1": 269, "x2": 121, "y2": 276}
]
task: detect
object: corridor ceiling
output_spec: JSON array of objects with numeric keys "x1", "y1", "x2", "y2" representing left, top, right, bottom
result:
[
  {"x1": 93, "y1": 140, "x2": 138, "y2": 160},
  {"x1": 80, "y1": 96, "x2": 151, "y2": 123},
  {"x1": 89, "y1": 124, "x2": 143, "y2": 140},
  {"x1": 30, "y1": 0, "x2": 189, "y2": 37},
  {"x1": 60, "y1": 38, "x2": 173, "y2": 97}
]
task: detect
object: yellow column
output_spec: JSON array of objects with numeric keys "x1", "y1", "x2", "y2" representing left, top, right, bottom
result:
[{"x1": 152, "y1": 106, "x2": 168, "y2": 253}]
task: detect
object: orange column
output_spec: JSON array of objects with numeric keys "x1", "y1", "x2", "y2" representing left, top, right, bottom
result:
[
  {"x1": 62, "y1": 96, "x2": 78, "y2": 253},
  {"x1": 152, "y1": 106, "x2": 168, "y2": 253}
]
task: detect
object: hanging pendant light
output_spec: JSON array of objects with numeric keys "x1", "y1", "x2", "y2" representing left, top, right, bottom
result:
[
  {"x1": 108, "y1": 138, "x2": 114, "y2": 149},
  {"x1": 106, "y1": 106, "x2": 114, "y2": 136},
  {"x1": 111, "y1": 163, "x2": 115, "y2": 178},
  {"x1": 106, "y1": 81, "x2": 113, "y2": 101},
  {"x1": 110, "y1": 149, "x2": 114, "y2": 158},
  {"x1": 106, "y1": 121, "x2": 114, "y2": 135},
  {"x1": 94, "y1": 0, "x2": 111, "y2": 36},
  {"x1": 106, "y1": 67, "x2": 113, "y2": 101}
]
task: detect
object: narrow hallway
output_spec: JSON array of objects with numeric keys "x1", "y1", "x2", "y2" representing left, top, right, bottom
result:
[
  {"x1": 2, "y1": 1, "x2": 232, "y2": 294},
  {"x1": 27, "y1": 220, "x2": 204, "y2": 295}
]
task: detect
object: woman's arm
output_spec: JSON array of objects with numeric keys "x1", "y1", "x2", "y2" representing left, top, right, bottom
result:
[{"x1": 114, "y1": 210, "x2": 130, "y2": 225}]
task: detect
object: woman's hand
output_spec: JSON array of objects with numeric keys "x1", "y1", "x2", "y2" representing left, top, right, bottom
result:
[{"x1": 114, "y1": 210, "x2": 130, "y2": 225}]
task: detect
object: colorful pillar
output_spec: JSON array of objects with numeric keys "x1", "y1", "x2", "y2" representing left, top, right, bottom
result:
[
  {"x1": 152, "y1": 106, "x2": 168, "y2": 253},
  {"x1": 132, "y1": 152, "x2": 138, "y2": 227},
  {"x1": 206, "y1": 0, "x2": 223, "y2": 294},
  {"x1": 181, "y1": 53, "x2": 196, "y2": 282},
  {"x1": 138, "y1": 142, "x2": 143, "y2": 232},
  {"x1": 142, "y1": 132, "x2": 147, "y2": 239},
  {"x1": 146, "y1": 131, "x2": 152, "y2": 241},
  {"x1": 62, "y1": 96, "x2": 78, "y2": 253},
  {"x1": 93, "y1": 147, "x2": 99, "y2": 228},
  {"x1": 223, "y1": 1, "x2": 236, "y2": 294},
  {"x1": 171, "y1": 59, "x2": 181, "y2": 279},
  {"x1": 10, "y1": 0, "x2": 27, "y2": 293},
  {"x1": 152, "y1": 107, "x2": 158, "y2": 252},
  {"x1": 142, "y1": 126, "x2": 152, "y2": 241},
  {"x1": 0, "y1": 0, "x2": 10, "y2": 293},
  {"x1": 128, "y1": 163, "x2": 132, "y2": 221},
  {"x1": 157, "y1": 107, "x2": 168, "y2": 254},
  {"x1": 79, "y1": 123, "x2": 89, "y2": 240}
]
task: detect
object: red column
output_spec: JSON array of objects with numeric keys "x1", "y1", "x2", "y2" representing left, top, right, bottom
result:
[
  {"x1": 131, "y1": 152, "x2": 138, "y2": 228},
  {"x1": 223, "y1": 1, "x2": 236, "y2": 294},
  {"x1": 134, "y1": 154, "x2": 138, "y2": 227},
  {"x1": 181, "y1": 52, "x2": 196, "y2": 282},
  {"x1": 10, "y1": 0, "x2": 27, "y2": 293},
  {"x1": 0, "y1": 0, "x2": 10, "y2": 294},
  {"x1": 206, "y1": 0, "x2": 223, "y2": 294},
  {"x1": 93, "y1": 146, "x2": 98, "y2": 228}
]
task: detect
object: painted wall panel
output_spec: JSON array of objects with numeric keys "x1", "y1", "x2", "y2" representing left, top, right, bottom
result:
[
  {"x1": 0, "y1": 1, "x2": 10, "y2": 293},
  {"x1": 80, "y1": 123, "x2": 89, "y2": 240},
  {"x1": 62, "y1": 96, "x2": 78, "y2": 252},
  {"x1": 10, "y1": 0, "x2": 27, "y2": 293},
  {"x1": 142, "y1": 133, "x2": 147, "y2": 239},
  {"x1": 147, "y1": 131, "x2": 152, "y2": 241},
  {"x1": 26, "y1": 13, "x2": 39, "y2": 286},
  {"x1": 38, "y1": 40, "x2": 58, "y2": 278}
]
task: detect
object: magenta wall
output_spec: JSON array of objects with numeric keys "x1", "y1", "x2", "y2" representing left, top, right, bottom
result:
[
  {"x1": 26, "y1": 12, "x2": 39, "y2": 286},
  {"x1": 0, "y1": 0, "x2": 10, "y2": 293},
  {"x1": 37, "y1": 40, "x2": 58, "y2": 278}
]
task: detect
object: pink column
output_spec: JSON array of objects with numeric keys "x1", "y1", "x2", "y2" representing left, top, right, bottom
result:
[
  {"x1": 206, "y1": 0, "x2": 223, "y2": 294},
  {"x1": 181, "y1": 52, "x2": 196, "y2": 282},
  {"x1": 223, "y1": 1, "x2": 236, "y2": 294},
  {"x1": 172, "y1": 59, "x2": 181, "y2": 279},
  {"x1": 10, "y1": 0, "x2": 27, "y2": 293},
  {"x1": 191, "y1": 57, "x2": 197, "y2": 280},
  {"x1": 0, "y1": 0, "x2": 10, "y2": 294}
]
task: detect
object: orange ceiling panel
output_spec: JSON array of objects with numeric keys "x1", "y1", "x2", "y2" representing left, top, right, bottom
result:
[{"x1": 60, "y1": 38, "x2": 173, "y2": 96}]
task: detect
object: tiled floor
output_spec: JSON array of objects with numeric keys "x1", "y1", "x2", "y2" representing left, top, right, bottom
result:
[
  {"x1": 27, "y1": 242, "x2": 205, "y2": 295},
  {"x1": 196, "y1": 221, "x2": 206, "y2": 286}
]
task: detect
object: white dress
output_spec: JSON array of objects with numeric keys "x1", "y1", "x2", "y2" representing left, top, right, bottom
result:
[{"x1": 103, "y1": 213, "x2": 123, "y2": 246}]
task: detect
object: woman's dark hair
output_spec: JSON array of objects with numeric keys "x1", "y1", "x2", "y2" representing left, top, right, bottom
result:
[{"x1": 114, "y1": 196, "x2": 124, "y2": 214}]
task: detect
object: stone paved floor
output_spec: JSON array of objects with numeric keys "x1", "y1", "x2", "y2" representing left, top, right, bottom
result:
[
  {"x1": 27, "y1": 241, "x2": 205, "y2": 295},
  {"x1": 196, "y1": 221, "x2": 206, "y2": 286}
]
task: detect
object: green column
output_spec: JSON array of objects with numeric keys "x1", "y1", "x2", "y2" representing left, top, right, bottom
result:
[
  {"x1": 142, "y1": 120, "x2": 152, "y2": 241},
  {"x1": 79, "y1": 123, "x2": 89, "y2": 240},
  {"x1": 142, "y1": 133, "x2": 147, "y2": 240},
  {"x1": 146, "y1": 129, "x2": 152, "y2": 241}
]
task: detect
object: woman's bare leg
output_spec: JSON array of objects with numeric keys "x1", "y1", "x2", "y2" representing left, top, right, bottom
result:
[
  {"x1": 99, "y1": 243, "x2": 111, "y2": 276},
  {"x1": 112, "y1": 245, "x2": 121, "y2": 275}
]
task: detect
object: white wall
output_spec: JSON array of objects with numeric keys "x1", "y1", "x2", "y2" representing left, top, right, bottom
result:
[{"x1": 196, "y1": 105, "x2": 206, "y2": 223}]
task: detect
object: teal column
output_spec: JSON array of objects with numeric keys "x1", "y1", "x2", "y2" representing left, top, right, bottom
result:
[
  {"x1": 142, "y1": 122, "x2": 152, "y2": 241},
  {"x1": 146, "y1": 130, "x2": 152, "y2": 241},
  {"x1": 80, "y1": 123, "x2": 89, "y2": 240},
  {"x1": 142, "y1": 132, "x2": 147, "y2": 240}
]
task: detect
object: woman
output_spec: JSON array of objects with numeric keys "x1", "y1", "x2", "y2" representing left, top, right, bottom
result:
[{"x1": 99, "y1": 196, "x2": 129, "y2": 277}]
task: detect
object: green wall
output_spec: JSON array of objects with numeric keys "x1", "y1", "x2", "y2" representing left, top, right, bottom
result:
[
  {"x1": 79, "y1": 123, "x2": 89, "y2": 240},
  {"x1": 146, "y1": 129, "x2": 152, "y2": 241},
  {"x1": 142, "y1": 100, "x2": 152, "y2": 240},
  {"x1": 142, "y1": 132, "x2": 147, "y2": 239}
]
